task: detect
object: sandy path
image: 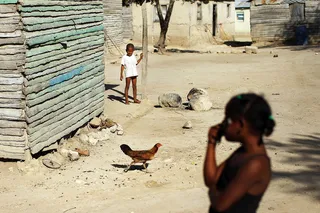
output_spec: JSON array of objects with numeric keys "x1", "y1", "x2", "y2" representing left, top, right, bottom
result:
[{"x1": 0, "y1": 46, "x2": 319, "y2": 213}]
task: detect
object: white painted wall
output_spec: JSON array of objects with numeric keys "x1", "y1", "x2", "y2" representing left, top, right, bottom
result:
[
  {"x1": 132, "y1": 1, "x2": 236, "y2": 47},
  {"x1": 235, "y1": 8, "x2": 251, "y2": 36}
]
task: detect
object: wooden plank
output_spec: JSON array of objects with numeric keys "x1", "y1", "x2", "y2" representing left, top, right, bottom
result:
[
  {"x1": 23, "y1": 13, "x2": 102, "y2": 25},
  {"x1": 0, "y1": 30, "x2": 21, "y2": 38},
  {"x1": 28, "y1": 90, "x2": 104, "y2": 136},
  {"x1": 0, "y1": 67, "x2": 24, "y2": 73},
  {"x1": 0, "y1": 128, "x2": 24, "y2": 136},
  {"x1": 0, "y1": 119, "x2": 26, "y2": 128},
  {"x1": 0, "y1": 98, "x2": 25, "y2": 109},
  {"x1": 0, "y1": 36, "x2": 24, "y2": 45},
  {"x1": 26, "y1": 50, "x2": 103, "y2": 82},
  {"x1": 0, "y1": 0, "x2": 18, "y2": 4},
  {"x1": 21, "y1": 9, "x2": 103, "y2": 17},
  {"x1": 26, "y1": 73, "x2": 103, "y2": 118},
  {"x1": 27, "y1": 82, "x2": 102, "y2": 126},
  {"x1": 26, "y1": 35, "x2": 103, "y2": 62},
  {"x1": 24, "y1": 21, "x2": 101, "y2": 39},
  {"x1": 26, "y1": 24, "x2": 103, "y2": 47},
  {"x1": 0, "y1": 134, "x2": 25, "y2": 142},
  {"x1": 0, "y1": 54, "x2": 25, "y2": 61},
  {"x1": 21, "y1": 1, "x2": 102, "y2": 7},
  {"x1": 25, "y1": 16, "x2": 104, "y2": 32},
  {"x1": 0, "y1": 144, "x2": 25, "y2": 160},
  {"x1": 0, "y1": 4, "x2": 17, "y2": 13},
  {"x1": 0, "y1": 84, "x2": 22, "y2": 92},
  {"x1": 0, "y1": 76, "x2": 23, "y2": 84},
  {"x1": 0, "y1": 46, "x2": 25, "y2": 55},
  {"x1": 25, "y1": 38, "x2": 103, "y2": 69},
  {"x1": 0, "y1": 91, "x2": 24, "y2": 99},
  {"x1": 21, "y1": 5, "x2": 102, "y2": 13},
  {"x1": 0, "y1": 108, "x2": 25, "y2": 121},
  {"x1": 29, "y1": 100, "x2": 104, "y2": 153},
  {"x1": 27, "y1": 71, "x2": 103, "y2": 107},
  {"x1": 0, "y1": 16, "x2": 20, "y2": 24},
  {"x1": 25, "y1": 62, "x2": 103, "y2": 97},
  {"x1": 26, "y1": 32, "x2": 102, "y2": 58}
]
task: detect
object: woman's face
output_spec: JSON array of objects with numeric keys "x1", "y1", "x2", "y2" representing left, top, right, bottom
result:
[
  {"x1": 127, "y1": 47, "x2": 134, "y2": 56},
  {"x1": 223, "y1": 116, "x2": 242, "y2": 142}
]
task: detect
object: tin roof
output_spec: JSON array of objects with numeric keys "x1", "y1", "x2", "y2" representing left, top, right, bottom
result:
[{"x1": 235, "y1": 0, "x2": 251, "y2": 8}]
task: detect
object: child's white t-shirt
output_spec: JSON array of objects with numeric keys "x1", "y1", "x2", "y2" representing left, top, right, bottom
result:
[{"x1": 121, "y1": 55, "x2": 138, "y2": 78}]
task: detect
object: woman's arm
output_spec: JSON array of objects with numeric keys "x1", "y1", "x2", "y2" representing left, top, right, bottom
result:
[{"x1": 204, "y1": 126, "x2": 226, "y2": 187}]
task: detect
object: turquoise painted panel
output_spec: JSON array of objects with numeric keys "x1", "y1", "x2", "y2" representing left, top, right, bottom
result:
[
  {"x1": 27, "y1": 25, "x2": 104, "y2": 46},
  {"x1": 0, "y1": 0, "x2": 18, "y2": 4},
  {"x1": 49, "y1": 66, "x2": 84, "y2": 86}
]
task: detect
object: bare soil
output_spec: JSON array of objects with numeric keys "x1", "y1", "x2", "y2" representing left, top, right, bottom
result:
[{"x1": 0, "y1": 46, "x2": 319, "y2": 213}]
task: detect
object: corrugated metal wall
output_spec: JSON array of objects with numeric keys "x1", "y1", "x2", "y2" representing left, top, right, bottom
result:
[
  {"x1": 103, "y1": 0, "x2": 123, "y2": 53},
  {"x1": 0, "y1": 0, "x2": 105, "y2": 159}
]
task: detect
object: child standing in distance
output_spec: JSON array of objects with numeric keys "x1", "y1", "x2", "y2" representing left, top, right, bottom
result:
[
  {"x1": 120, "y1": 43, "x2": 143, "y2": 105},
  {"x1": 204, "y1": 93, "x2": 275, "y2": 213}
]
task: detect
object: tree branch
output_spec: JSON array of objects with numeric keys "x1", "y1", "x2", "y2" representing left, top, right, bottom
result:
[{"x1": 155, "y1": 0, "x2": 165, "y2": 28}]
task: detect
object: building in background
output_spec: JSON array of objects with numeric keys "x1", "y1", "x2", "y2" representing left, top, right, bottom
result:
[
  {"x1": 250, "y1": 0, "x2": 320, "y2": 44},
  {"x1": 234, "y1": 0, "x2": 251, "y2": 42},
  {"x1": 131, "y1": 0, "x2": 236, "y2": 47}
]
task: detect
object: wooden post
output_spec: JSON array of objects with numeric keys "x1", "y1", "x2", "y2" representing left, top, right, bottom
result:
[{"x1": 141, "y1": 1, "x2": 148, "y2": 100}]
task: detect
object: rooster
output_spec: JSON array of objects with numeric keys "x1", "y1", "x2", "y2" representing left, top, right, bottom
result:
[{"x1": 120, "y1": 143, "x2": 162, "y2": 172}]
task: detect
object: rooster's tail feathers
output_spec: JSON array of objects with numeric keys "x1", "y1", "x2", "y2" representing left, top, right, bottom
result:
[{"x1": 120, "y1": 144, "x2": 132, "y2": 155}]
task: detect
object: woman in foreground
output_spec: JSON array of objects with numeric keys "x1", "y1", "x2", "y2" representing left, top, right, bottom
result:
[{"x1": 204, "y1": 93, "x2": 276, "y2": 213}]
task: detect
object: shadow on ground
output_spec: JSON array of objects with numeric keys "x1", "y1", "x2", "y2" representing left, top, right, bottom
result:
[
  {"x1": 105, "y1": 84, "x2": 134, "y2": 103},
  {"x1": 266, "y1": 133, "x2": 320, "y2": 200},
  {"x1": 111, "y1": 163, "x2": 149, "y2": 172}
]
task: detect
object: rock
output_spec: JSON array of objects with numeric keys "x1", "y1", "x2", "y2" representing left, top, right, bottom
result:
[
  {"x1": 88, "y1": 134, "x2": 98, "y2": 146},
  {"x1": 75, "y1": 148, "x2": 90, "y2": 157},
  {"x1": 117, "y1": 130, "x2": 124, "y2": 136},
  {"x1": 109, "y1": 125, "x2": 117, "y2": 133},
  {"x1": 158, "y1": 93, "x2": 182, "y2": 108},
  {"x1": 273, "y1": 54, "x2": 278, "y2": 58},
  {"x1": 187, "y1": 88, "x2": 208, "y2": 101},
  {"x1": 189, "y1": 95, "x2": 212, "y2": 111},
  {"x1": 59, "y1": 148, "x2": 71, "y2": 158},
  {"x1": 89, "y1": 117, "x2": 101, "y2": 128},
  {"x1": 68, "y1": 151, "x2": 80, "y2": 161},
  {"x1": 17, "y1": 159, "x2": 42, "y2": 175},
  {"x1": 102, "y1": 118, "x2": 117, "y2": 128},
  {"x1": 183, "y1": 121, "x2": 192, "y2": 129},
  {"x1": 187, "y1": 88, "x2": 212, "y2": 111},
  {"x1": 116, "y1": 124, "x2": 123, "y2": 131},
  {"x1": 8, "y1": 167, "x2": 14, "y2": 172},
  {"x1": 79, "y1": 134, "x2": 89, "y2": 144},
  {"x1": 245, "y1": 46, "x2": 258, "y2": 54}
]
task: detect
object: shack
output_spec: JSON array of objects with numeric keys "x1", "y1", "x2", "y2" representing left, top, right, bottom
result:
[
  {"x1": 250, "y1": 0, "x2": 320, "y2": 44},
  {"x1": 0, "y1": 0, "x2": 105, "y2": 160}
]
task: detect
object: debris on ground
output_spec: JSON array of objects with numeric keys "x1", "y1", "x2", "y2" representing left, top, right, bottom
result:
[
  {"x1": 158, "y1": 93, "x2": 182, "y2": 108},
  {"x1": 187, "y1": 88, "x2": 213, "y2": 111},
  {"x1": 273, "y1": 54, "x2": 279, "y2": 58},
  {"x1": 89, "y1": 117, "x2": 102, "y2": 128},
  {"x1": 68, "y1": 150, "x2": 80, "y2": 161},
  {"x1": 75, "y1": 148, "x2": 90, "y2": 157},
  {"x1": 245, "y1": 46, "x2": 258, "y2": 54},
  {"x1": 42, "y1": 159, "x2": 61, "y2": 169},
  {"x1": 183, "y1": 121, "x2": 193, "y2": 129}
]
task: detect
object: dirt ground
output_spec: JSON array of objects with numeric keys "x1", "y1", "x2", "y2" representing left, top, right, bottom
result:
[{"x1": 0, "y1": 46, "x2": 320, "y2": 213}]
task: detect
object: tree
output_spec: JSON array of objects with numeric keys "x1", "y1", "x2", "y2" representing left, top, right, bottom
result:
[
  {"x1": 154, "y1": 0, "x2": 175, "y2": 53},
  {"x1": 141, "y1": 1, "x2": 148, "y2": 99}
]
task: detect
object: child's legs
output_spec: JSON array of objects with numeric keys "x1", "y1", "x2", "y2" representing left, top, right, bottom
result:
[
  {"x1": 124, "y1": 77, "x2": 131, "y2": 104},
  {"x1": 132, "y1": 76, "x2": 139, "y2": 101}
]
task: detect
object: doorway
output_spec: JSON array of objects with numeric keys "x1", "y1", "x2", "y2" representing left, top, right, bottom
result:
[{"x1": 212, "y1": 4, "x2": 217, "y2": 36}]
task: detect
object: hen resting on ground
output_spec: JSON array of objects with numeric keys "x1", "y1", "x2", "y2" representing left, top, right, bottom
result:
[{"x1": 120, "y1": 143, "x2": 162, "y2": 172}]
